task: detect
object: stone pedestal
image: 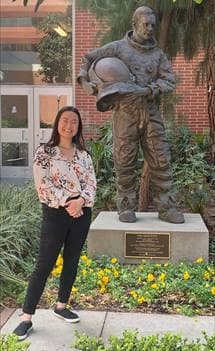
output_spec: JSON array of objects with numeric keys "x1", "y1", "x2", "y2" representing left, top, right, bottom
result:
[{"x1": 88, "y1": 212, "x2": 209, "y2": 263}]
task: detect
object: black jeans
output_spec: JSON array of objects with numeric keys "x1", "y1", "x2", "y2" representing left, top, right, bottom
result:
[{"x1": 23, "y1": 204, "x2": 91, "y2": 314}]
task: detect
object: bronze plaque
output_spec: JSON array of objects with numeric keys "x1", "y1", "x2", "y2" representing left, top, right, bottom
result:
[{"x1": 124, "y1": 232, "x2": 170, "y2": 259}]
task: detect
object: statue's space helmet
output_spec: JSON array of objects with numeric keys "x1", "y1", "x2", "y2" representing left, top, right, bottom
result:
[{"x1": 88, "y1": 57, "x2": 139, "y2": 112}]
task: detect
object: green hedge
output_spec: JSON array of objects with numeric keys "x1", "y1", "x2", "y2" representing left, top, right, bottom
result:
[
  {"x1": 73, "y1": 330, "x2": 215, "y2": 351},
  {"x1": 0, "y1": 334, "x2": 30, "y2": 351}
]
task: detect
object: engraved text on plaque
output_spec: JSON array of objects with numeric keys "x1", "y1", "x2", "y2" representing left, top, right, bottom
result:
[{"x1": 125, "y1": 232, "x2": 170, "y2": 259}]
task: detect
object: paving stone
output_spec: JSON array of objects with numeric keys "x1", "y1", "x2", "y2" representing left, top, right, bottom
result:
[
  {"x1": 1, "y1": 309, "x2": 106, "y2": 351},
  {"x1": 102, "y1": 312, "x2": 215, "y2": 343}
]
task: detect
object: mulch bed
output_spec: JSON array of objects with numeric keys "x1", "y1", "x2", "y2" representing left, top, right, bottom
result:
[{"x1": 2, "y1": 292, "x2": 214, "y2": 317}]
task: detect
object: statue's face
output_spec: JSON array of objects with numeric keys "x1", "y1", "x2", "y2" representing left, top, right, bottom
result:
[{"x1": 133, "y1": 14, "x2": 155, "y2": 41}]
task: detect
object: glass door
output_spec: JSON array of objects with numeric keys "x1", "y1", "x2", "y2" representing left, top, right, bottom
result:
[
  {"x1": 0, "y1": 86, "x2": 34, "y2": 179},
  {"x1": 34, "y1": 86, "x2": 73, "y2": 148}
]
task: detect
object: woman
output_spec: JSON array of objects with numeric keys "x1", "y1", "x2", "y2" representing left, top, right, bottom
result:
[{"x1": 13, "y1": 106, "x2": 96, "y2": 340}]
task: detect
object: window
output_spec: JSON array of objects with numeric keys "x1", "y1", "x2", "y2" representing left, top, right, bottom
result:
[
  {"x1": 0, "y1": 44, "x2": 38, "y2": 52},
  {"x1": 0, "y1": 17, "x2": 43, "y2": 27}
]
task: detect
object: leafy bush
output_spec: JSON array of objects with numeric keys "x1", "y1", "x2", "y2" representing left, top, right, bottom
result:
[
  {"x1": 87, "y1": 122, "x2": 116, "y2": 213},
  {"x1": 73, "y1": 330, "x2": 215, "y2": 351},
  {"x1": 0, "y1": 334, "x2": 30, "y2": 351},
  {"x1": 0, "y1": 182, "x2": 41, "y2": 289},
  {"x1": 166, "y1": 125, "x2": 214, "y2": 213}
]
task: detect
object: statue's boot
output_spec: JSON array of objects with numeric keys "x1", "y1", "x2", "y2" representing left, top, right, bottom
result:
[
  {"x1": 117, "y1": 195, "x2": 137, "y2": 223},
  {"x1": 158, "y1": 207, "x2": 184, "y2": 224},
  {"x1": 155, "y1": 193, "x2": 185, "y2": 224},
  {"x1": 119, "y1": 209, "x2": 137, "y2": 223},
  {"x1": 150, "y1": 169, "x2": 185, "y2": 224}
]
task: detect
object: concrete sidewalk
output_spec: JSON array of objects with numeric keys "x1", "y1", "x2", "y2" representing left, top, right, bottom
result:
[{"x1": 1, "y1": 309, "x2": 214, "y2": 351}]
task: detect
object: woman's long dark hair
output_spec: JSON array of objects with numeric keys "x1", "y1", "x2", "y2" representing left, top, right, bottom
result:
[{"x1": 46, "y1": 106, "x2": 86, "y2": 151}]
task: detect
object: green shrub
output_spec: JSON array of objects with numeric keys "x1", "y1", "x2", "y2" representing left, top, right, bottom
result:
[
  {"x1": 166, "y1": 125, "x2": 214, "y2": 213},
  {"x1": 0, "y1": 334, "x2": 30, "y2": 351},
  {"x1": 0, "y1": 182, "x2": 41, "y2": 289},
  {"x1": 87, "y1": 122, "x2": 117, "y2": 214},
  {"x1": 73, "y1": 330, "x2": 215, "y2": 351}
]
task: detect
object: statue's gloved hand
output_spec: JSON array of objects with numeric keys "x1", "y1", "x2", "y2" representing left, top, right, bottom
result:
[{"x1": 81, "y1": 78, "x2": 98, "y2": 96}]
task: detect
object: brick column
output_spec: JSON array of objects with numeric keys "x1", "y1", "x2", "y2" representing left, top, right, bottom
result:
[
  {"x1": 74, "y1": 9, "x2": 111, "y2": 139},
  {"x1": 173, "y1": 52, "x2": 209, "y2": 133}
]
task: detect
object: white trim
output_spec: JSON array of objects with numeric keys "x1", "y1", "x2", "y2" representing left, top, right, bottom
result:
[{"x1": 0, "y1": 86, "x2": 34, "y2": 178}]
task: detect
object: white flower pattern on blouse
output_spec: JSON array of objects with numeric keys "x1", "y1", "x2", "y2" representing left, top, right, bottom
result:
[{"x1": 33, "y1": 145, "x2": 96, "y2": 208}]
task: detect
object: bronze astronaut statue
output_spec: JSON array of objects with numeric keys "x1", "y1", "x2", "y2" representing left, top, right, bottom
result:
[{"x1": 78, "y1": 6, "x2": 184, "y2": 224}]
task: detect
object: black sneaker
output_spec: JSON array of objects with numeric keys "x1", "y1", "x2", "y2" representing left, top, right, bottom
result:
[
  {"x1": 53, "y1": 308, "x2": 80, "y2": 323},
  {"x1": 13, "y1": 321, "x2": 33, "y2": 341}
]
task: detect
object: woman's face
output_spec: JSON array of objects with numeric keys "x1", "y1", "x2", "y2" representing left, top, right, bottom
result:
[{"x1": 58, "y1": 111, "x2": 79, "y2": 141}]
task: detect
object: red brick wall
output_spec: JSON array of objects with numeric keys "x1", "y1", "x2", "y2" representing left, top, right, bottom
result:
[
  {"x1": 75, "y1": 10, "x2": 111, "y2": 139},
  {"x1": 75, "y1": 9, "x2": 209, "y2": 139},
  {"x1": 173, "y1": 53, "x2": 209, "y2": 133}
]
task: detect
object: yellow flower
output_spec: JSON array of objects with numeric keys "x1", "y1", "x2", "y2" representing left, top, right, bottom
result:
[
  {"x1": 51, "y1": 268, "x2": 57, "y2": 277},
  {"x1": 56, "y1": 255, "x2": 63, "y2": 266},
  {"x1": 184, "y1": 271, "x2": 190, "y2": 280},
  {"x1": 164, "y1": 263, "x2": 169, "y2": 267},
  {"x1": 195, "y1": 257, "x2": 204, "y2": 264},
  {"x1": 155, "y1": 264, "x2": 161, "y2": 267},
  {"x1": 81, "y1": 255, "x2": 88, "y2": 262},
  {"x1": 100, "y1": 287, "x2": 106, "y2": 294},
  {"x1": 72, "y1": 287, "x2": 78, "y2": 293},
  {"x1": 130, "y1": 290, "x2": 138, "y2": 299},
  {"x1": 111, "y1": 257, "x2": 118, "y2": 264},
  {"x1": 147, "y1": 273, "x2": 155, "y2": 282},
  {"x1": 207, "y1": 267, "x2": 214, "y2": 275},
  {"x1": 82, "y1": 269, "x2": 87, "y2": 277},
  {"x1": 211, "y1": 287, "x2": 215, "y2": 295},
  {"x1": 55, "y1": 266, "x2": 62, "y2": 274},
  {"x1": 203, "y1": 272, "x2": 210, "y2": 281},
  {"x1": 102, "y1": 276, "x2": 109, "y2": 285},
  {"x1": 85, "y1": 259, "x2": 92, "y2": 266},
  {"x1": 98, "y1": 270, "x2": 104, "y2": 278},
  {"x1": 151, "y1": 283, "x2": 158, "y2": 289},
  {"x1": 159, "y1": 273, "x2": 166, "y2": 282},
  {"x1": 176, "y1": 308, "x2": 181, "y2": 313},
  {"x1": 137, "y1": 296, "x2": 145, "y2": 304},
  {"x1": 51, "y1": 266, "x2": 62, "y2": 276},
  {"x1": 113, "y1": 270, "x2": 119, "y2": 278}
]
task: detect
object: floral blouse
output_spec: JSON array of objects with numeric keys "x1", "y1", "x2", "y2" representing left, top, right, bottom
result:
[{"x1": 33, "y1": 145, "x2": 97, "y2": 208}]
